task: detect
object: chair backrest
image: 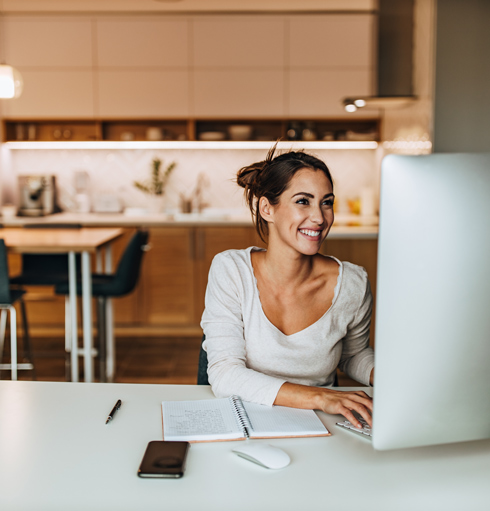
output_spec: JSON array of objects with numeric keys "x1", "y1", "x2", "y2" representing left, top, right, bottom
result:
[
  {"x1": 110, "y1": 229, "x2": 150, "y2": 297},
  {"x1": 0, "y1": 239, "x2": 12, "y2": 304},
  {"x1": 16, "y1": 224, "x2": 83, "y2": 284},
  {"x1": 197, "y1": 334, "x2": 209, "y2": 385},
  {"x1": 23, "y1": 223, "x2": 82, "y2": 229}
]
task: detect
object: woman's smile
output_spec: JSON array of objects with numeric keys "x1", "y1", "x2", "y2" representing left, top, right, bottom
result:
[{"x1": 299, "y1": 228, "x2": 322, "y2": 240}]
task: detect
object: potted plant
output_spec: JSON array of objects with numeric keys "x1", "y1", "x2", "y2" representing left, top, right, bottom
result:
[{"x1": 133, "y1": 158, "x2": 176, "y2": 213}]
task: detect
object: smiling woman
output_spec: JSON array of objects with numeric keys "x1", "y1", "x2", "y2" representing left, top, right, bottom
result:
[{"x1": 201, "y1": 145, "x2": 375, "y2": 429}]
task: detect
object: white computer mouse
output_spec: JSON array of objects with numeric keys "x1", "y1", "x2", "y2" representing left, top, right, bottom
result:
[{"x1": 232, "y1": 443, "x2": 290, "y2": 470}]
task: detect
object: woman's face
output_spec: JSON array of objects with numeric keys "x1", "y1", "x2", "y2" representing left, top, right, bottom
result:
[{"x1": 262, "y1": 167, "x2": 334, "y2": 256}]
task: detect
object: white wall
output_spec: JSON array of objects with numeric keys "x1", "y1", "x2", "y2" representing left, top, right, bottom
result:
[{"x1": 433, "y1": 0, "x2": 490, "y2": 152}]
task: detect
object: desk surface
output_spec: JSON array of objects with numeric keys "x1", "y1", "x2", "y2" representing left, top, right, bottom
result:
[
  {"x1": 1, "y1": 227, "x2": 124, "y2": 253},
  {"x1": 0, "y1": 381, "x2": 489, "y2": 511}
]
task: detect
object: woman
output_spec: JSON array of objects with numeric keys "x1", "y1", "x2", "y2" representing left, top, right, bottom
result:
[{"x1": 201, "y1": 146, "x2": 374, "y2": 428}]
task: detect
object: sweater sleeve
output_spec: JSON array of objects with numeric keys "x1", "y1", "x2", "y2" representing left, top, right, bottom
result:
[
  {"x1": 337, "y1": 275, "x2": 375, "y2": 386},
  {"x1": 200, "y1": 253, "x2": 286, "y2": 406}
]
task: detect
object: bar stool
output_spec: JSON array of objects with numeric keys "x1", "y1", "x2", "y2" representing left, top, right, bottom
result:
[{"x1": 0, "y1": 239, "x2": 35, "y2": 380}]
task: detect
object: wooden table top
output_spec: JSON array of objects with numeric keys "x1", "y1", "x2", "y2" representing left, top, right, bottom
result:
[{"x1": 0, "y1": 227, "x2": 124, "y2": 254}]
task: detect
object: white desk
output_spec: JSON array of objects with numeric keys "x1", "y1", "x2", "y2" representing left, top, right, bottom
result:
[{"x1": 0, "y1": 381, "x2": 489, "y2": 511}]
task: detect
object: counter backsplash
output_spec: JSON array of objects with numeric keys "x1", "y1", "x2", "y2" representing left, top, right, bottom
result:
[{"x1": 3, "y1": 147, "x2": 380, "y2": 215}]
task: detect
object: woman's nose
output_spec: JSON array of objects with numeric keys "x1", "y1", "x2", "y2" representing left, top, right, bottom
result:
[{"x1": 310, "y1": 205, "x2": 324, "y2": 224}]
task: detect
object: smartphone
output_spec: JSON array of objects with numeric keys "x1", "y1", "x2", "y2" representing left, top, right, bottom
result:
[{"x1": 137, "y1": 441, "x2": 190, "y2": 478}]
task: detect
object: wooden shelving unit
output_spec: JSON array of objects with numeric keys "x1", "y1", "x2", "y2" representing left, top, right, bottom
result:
[{"x1": 3, "y1": 118, "x2": 380, "y2": 143}]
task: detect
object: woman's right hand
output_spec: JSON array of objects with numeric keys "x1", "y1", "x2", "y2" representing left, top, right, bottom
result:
[
  {"x1": 313, "y1": 388, "x2": 373, "y2": 428},
  {"x1": 274, "y1": 382, "x2": 373, "y2": 428}
]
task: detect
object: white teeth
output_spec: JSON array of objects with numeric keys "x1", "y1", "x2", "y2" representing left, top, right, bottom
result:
[{"x1": 300, "y1": 229, "x2": 320, "y2": 237}]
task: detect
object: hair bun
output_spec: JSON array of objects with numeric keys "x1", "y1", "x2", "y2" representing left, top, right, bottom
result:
[
  {"x1": 236, "y1": 142, "x2": 279, "y2": 191},
  {"x1": 236, "y1": 161, "x2": 264, "y2": 190}
]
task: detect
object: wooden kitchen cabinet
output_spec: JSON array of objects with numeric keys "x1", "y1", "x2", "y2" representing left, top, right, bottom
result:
[
  {"x1": 2, "y1": 12, "x2": 376, "y2": 126},
  {"x1": 192, "y1": 16, "x2": 285, "y2": 68},
  {"x1": 3, "y1": 17, "x2": 93, "y2": 68},
  {"x1": 96, "y1": 18, "x2": 189, "y2": 68},
  {"x1": 97, "y1": 70, "x2": 190, "y2": 118},
  {"x1": 139, "y1": 227, "x2": 196, "y2": 327},
  {"x1": 2, "y1": 71, "x2": 95, "y2": 119},
  {"x1": 193, "y1": 69, "x2": 285, "y2": 118}
]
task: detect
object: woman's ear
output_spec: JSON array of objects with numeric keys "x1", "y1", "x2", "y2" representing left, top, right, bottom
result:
[{"x1": 259, "y1": 196, "x2": 274, "y2": 223}]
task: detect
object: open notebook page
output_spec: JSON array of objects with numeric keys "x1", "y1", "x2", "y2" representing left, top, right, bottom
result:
[
  {"x1": 162, "y1": 398, "x2": 245, "y2": 442},
  {"x1": 242, "y1": 401, "x2": 330, "y2": 438}
]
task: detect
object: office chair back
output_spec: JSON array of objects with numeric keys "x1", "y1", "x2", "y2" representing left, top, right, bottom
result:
[
  {"x1": 0, "y1": 239, "x2": 12, "y2": 304},
  {"x1": 197, "y1": 334, "x2": 209, "y2": 385},
  {"x1": 10, "y1": 224, "x2": 83, "y2": 286},
  {"x1": 109, "y1": 229, "x2": 149, "y2": 297}
]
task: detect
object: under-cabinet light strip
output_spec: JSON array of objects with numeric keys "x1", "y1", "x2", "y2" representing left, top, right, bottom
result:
[{"x1": 4, "y1": 141, "x2": 378, "y2": 150}]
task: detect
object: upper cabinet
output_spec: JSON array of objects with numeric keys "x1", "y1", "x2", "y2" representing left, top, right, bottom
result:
[
  {"x1": 1, "y1": 12, "x2": 376, "y2": 120},
  {"x1": 3, "y1": 16, "x2": 93, "y2": 67},
  {"x1": 2, "y1": 16, "x2": 95, "y2": 118},
  {"x1": 96, "y1": 18, "x2": 190, "y2": 68},
  {"x1": 192, "y1": 16, "x2": 286, "y2": 117},
  {"x1": 288, "y1": 14, "x2": 375, "y2": 118},
  {"x1": 288, "y1": 15, "x2": 374, "y2": 68},
  {"x1": 4, "y1": 71, "x2": 95, "y2": 118},
  {"x1": 97, "y1": 70, "x2": 190, "y2": 118},
  {"x1": 192, "y1": 16, "x2": 285, "y2": 67}
]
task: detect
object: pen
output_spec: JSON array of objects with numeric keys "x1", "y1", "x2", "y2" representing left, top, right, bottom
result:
[{"x1": 105, "y1": 399, "x2": 122, "y2": 425}]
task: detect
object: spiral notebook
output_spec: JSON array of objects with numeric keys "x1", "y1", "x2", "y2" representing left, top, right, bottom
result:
[{"x1": 161, "y1": 396, "x2": 331, "y2": 442}]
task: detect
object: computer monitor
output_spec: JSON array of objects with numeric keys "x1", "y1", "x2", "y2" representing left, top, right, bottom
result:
[{"x1": 372, "y1": 153, "x2": 490, "y2": 450}]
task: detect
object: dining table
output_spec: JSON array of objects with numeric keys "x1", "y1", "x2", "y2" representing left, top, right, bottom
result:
[{"x1": 1, "y1": 227, "x2": 124, "y2": 382}]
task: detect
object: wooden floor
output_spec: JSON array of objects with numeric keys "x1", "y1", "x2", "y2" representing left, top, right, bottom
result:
[{"x1": 1, "y1": 335, "x2": 361, "y2": 386}]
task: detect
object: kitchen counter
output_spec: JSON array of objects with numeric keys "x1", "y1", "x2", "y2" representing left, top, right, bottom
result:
[{"x1": 1, "y1": 212, "x2": 378, "y2": 239}]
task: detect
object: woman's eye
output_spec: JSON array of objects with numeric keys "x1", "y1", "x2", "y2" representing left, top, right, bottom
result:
[
  {"x1": 296, "y1": 198, "x2": 309, "y2": 205},
  {"x1": 323, "y1": 199, "x2": 334, "y2": 207}
]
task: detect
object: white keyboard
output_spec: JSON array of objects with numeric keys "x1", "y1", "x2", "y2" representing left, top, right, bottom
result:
[{"x1": 336, "y1": 415, "x2": 372, "y2": 438}]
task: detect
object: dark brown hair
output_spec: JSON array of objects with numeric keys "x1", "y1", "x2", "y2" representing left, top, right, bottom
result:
[{"x1": 236, "y1": 144, "x2": 334, "y2": 242}]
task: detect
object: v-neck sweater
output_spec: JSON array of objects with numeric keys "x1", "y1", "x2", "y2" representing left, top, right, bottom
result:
[{"x1": 201, "y1": 247, "x2": 374, "y2": 406}]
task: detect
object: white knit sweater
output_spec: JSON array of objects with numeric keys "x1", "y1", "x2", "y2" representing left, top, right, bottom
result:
[{"x1": 201, "y1": 247, "x2": 374, "y2": 406}]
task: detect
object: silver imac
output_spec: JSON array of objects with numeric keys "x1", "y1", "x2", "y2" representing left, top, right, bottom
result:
[{"x1": 372, "y1": 153, "x2": 490, "y2": 450}]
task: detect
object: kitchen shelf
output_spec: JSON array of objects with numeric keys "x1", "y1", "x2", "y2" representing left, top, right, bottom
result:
[{"x1": 3, "y1": 118, "x2": 379, "y2": 143}]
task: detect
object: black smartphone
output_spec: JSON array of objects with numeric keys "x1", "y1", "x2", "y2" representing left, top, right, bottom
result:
[{"x1": 137, "y1": 441, "x2": 190, "y2": 478}]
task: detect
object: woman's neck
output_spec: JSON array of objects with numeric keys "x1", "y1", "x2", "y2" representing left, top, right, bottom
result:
[{"x1": 258, "y1": 243, "x2": 316, "y2": 288}]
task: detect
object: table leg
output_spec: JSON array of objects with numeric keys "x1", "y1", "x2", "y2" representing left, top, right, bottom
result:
[
  {"x1": 104, "y1": 245, "x2": 115, "y2": 383},
  {"x1": 95, "y1": 250, "x2": 106, "y2": 383},
  {"x1": 68, "y1": 251, "x2": 78, "y2": 382},
  {"x1": 9, "y1": 306, "x2": 17, "y2": 381},
  {"x1": 81, "y1": 251, "x2": 93, "y2": 382}
]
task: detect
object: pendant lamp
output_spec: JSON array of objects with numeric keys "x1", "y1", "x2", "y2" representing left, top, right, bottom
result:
[{"x1": 0, "y1": 64, "x2": 23, "y2": 98}]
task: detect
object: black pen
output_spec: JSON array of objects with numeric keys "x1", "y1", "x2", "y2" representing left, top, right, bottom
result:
[{"x1": 105, "y1": 399, "x2": 122, "y2": 424}]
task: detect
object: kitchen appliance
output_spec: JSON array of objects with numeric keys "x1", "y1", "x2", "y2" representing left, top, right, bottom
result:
[
  {"x1": 18, "y1": 175, "x2": 56, "y2": 216},
  {"x1": 342, "y1": 0, "x2": 416, "y2": 111}
]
